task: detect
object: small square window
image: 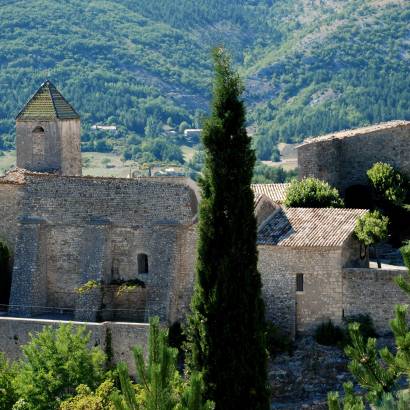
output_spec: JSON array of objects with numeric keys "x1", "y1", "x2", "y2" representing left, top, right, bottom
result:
[{"x1": 296, "y1": 274, "x2": 304, "y2": 292}]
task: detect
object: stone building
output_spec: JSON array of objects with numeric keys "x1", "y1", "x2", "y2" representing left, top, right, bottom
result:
[
  {"x1": 1, "y1": 82, "x2": 199, "y2": 328},
  {"x1": 0, "y1": 81, "x2": 408, "y2": 364},
  {"x1": 15, "y1": 81, "x2": 82, "y2": 176},
  {"x1": 297, "y1": 120, "x2": 410, "y2": 195}
]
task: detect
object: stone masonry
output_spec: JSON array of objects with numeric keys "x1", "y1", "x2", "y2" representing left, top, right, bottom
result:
[
  {"x1": 0, "y1": 81, "x2": 408, "y2": 363},
  {"x1": 297, "y1": 121, "x2": 410, "y2": 194}
]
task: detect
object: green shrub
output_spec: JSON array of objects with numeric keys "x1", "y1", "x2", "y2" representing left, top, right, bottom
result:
[
  {"x1": 0, "y1": 352, "x2": 16, "y2": 410},
  {"x1": 13, "y1": 324, "x2": 106, "y2": 410},
  {"x1": 265, "y1": 322, "x2": 293, "y2": 358},
  {"x1": 284, "y1": 178, "x2": 344, "y2": 208},
  {"x1": 367, "y1": 162, "x2": 408, "y2": 206},
  {"x1": 354, "y1": 210, "x2": 389, "y2": 247},
  {"x1": 314, "y1": 320, "x2": 345, "y2": 346},
  {"x1": 400, "y1": 240, "x2": 410, "y2": 268},
  {"x1": 59, "y1": 380, "x2": 117, "y2": 410}
]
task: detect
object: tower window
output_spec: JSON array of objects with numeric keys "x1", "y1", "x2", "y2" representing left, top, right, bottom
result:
[
  {"x1": 138, "y1": 254, "x2": 149, "y2": 274},
  {"x1": 32, "y1": 126, "x2": 45, "y2": 134},
  {"x1": 296, "y1": 274, "x2": 304, "y2": 292}
]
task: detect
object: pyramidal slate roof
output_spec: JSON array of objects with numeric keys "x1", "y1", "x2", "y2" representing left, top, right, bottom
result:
[{"x1": 16, "y1": 80, "x2": 79, "y2": 121}]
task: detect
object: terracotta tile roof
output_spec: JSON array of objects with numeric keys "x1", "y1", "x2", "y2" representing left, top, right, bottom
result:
[
  {"x1": 252, "y1": 183, "x2": 289, "y2": 204},
  {"x1": 258, "y1": 207, "x2": 367, "y2": 247},
  {"x1": 299, "y1": 121, "x2": 410, "y2": 147},
  {"x1": 16, "y1": 80, "x2": 79, "y2": 121}
]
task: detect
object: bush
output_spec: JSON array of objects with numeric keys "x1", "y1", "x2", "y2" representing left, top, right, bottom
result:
[
  {"x1": 59, "y1": 380, "x2": 117, "y2": 410},
  {"x1": 400, "y1": 240, "x2": 410, "y2": 268},
  {"x1": 265, "y1": 322, "x2": 293, "y2": 358},
  {"x1": 354, "y1": 210, "x2": 389, "y2": 247},
  {"x1": 367, "y1": 162, "x2": 408, "y2": 206},
  {"x1": 314, "y1": 320, "x2": 344, "y2": 346},
  {"x1": 0, "y1": 352, "x2": 16, "y2": 410},
  {"x1": 13, "y1": 324, "x2": 106, "y2": 410},
  {"x1": 284, "y1": 178, "x2": 344, "y2": 208}
]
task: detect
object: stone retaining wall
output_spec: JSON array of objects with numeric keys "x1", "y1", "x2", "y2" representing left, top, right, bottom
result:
[
  {"x1": 342, "y1": 268, "x2": 409, "y2": 334},
  {"x1": 0, "y1": 316, "x2": 149, "y2": 374}
]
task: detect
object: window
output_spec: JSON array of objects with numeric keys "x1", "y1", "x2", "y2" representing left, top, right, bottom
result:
[
  {"x1": 32, "y1": 126, "x2": 45, "y2": 134},
  {"x1": 138, "y1": 254, "x2": 149, "y2": 274},
  {"x1": 296, "y1": 274, "x2": 304, "y2": 292}
]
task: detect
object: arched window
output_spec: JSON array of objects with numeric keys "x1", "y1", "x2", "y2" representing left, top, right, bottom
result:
[
  {"x1": 32, "y1": 126, "x2": 45, "y2": 134},
  {"x1": 138, "y1": 254, "x2": 149, "y2": 274}
]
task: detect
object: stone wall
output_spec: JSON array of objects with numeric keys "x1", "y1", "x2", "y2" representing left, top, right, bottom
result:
[
  {"x1": 342, "y1": 268, "x2": 409, "y2": 334},
  {"x1": 16, "y1": 119, "x2": 81, "y2": 176},
  {"x1": 16, "y1": 120, "x2": 61, "y2": 173},
  {"x1": 298, "y1": 123, "x2": 410, "y2": 193},
  {"x1": 258, "y1": 246, "x2": 345, "y2": 335},
  {"x1": 8, "y1": 175, "x2": 198, "y2": 323},
  {"x1": 0, "y1": 184, "x2": 22, "y2": 250},
  {"x1": 258, "y1": 246, "x2": 296, "y2": 337},
  {"x1": 58, "y1": 119, "x2": 81, "y2": 176},
  {"x1": 0, "y1": 316, "x2": 149, "y2": 374},
  {"x1": 298, "y1": 139, "x2": 341, "y2": 189}
]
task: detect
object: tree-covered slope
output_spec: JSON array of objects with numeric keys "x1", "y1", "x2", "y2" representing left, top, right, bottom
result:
[{"x1": 0, "y1": 0, "x2": 408, "y2": 159}]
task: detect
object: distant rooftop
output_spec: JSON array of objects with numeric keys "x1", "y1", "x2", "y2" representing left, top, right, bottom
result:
[
  {"x1": 299, "y1": 120, "x2": 410, "y2": 147},
  {"x1": 252, "y1": 183, "x2": 289, "y2": 204},
  {"x1": 16, "y1": 80, "x2": 80, "y2": 121},
  {"x1": 258, "y1": 207, "x2": 367, "y2": 248}
]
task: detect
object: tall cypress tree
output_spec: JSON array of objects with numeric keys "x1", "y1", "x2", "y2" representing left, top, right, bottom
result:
[{"x1": 186, "y1": 49, "x2": 270, "y2": 410}]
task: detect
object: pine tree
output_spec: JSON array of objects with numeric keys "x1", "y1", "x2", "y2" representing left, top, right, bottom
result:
[
  {"x1": 327, "y1": 242, "x2": 410, "y2": 409},
  {"x1": 185, "y1": 48, "x2": 270, "y2": 410},
  {"x1": 111, "y1": 317, "x2": 213, "y2": 410}
]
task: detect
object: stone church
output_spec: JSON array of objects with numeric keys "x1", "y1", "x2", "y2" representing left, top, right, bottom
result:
[{"x1": 0, "y1": 81, "x2": 409, "y2": 342}]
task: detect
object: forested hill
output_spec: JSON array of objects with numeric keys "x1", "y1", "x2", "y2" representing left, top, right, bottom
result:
[{"x1": 0, "y1": 0, "x2": 409, "y2": 159}]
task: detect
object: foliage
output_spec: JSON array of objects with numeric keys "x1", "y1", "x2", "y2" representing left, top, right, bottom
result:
[
  {"x1": 13, "y1": 324, "x2": 106, "y2": 410},
  {"x1": 186, "y1": 49, "x2": 269, "y2": 410},
  {"x1": 168, "y1": 322, "x2": 186, "y2": 358},
  {"x1": 116, "y1": 284, "x2": 138, "y2": 297},
  {"x1": 327, "y1": 382, "x2": 365, "y2": 410},
  {"x1": 343, "y1": 314, "x2": 377, "y2": 343},
  {"x1": 0, "y1": 1, "x2": 408, "y2": 159},
  {"x1": 252, "y1": 162, "x2": 297, "y2": 184},
  {"x1": 367, "y1": 163, "x2": 408, "y2": 207},
  {"x1": 265, "y1": 322, "x2": 293, "y2": 358},
  {"x1": 111, "y1": 317, "x2": 213, "y2": 410},
  {"x1": 284, "y1": 177, "x2": 344, "y2": 208},
  {"x1": 327, "y1": 244, "x2": 410, "y2": 408},
  {"x1": 75, "y1": 280, "x2": 101, "y2": 294},
  {"x1": 314, "y1": 320, "x2": 344, "y2": 346},
  {"x1": 400, "y1": 241, "x2": 410, "y2": 270},
  {"x1": 59, "y1": 381, "x2": 117, "y2": 410},
  {"x1": 139, "y1": 138, "x2": 184, "y2": 163},
  {"x1": 0, "y1": 352, "x2": 16, "y2": 410},
  {"x1": 354, "y1": 211, "x2": 389, "y2": 247}
]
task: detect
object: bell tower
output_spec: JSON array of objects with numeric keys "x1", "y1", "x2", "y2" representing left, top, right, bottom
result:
[{"x1": 15, "y1": 80, "x2": 82, "y2": 176}]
